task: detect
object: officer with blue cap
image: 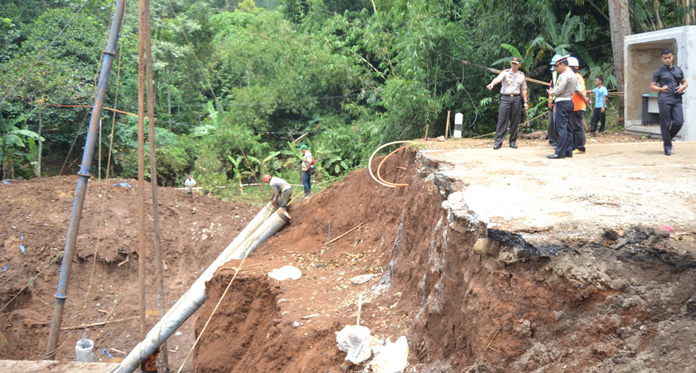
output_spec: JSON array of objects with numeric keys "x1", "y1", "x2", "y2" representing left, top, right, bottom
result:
[{"x1": 547, "y1": 54, "x2": 563, "y2": 146}]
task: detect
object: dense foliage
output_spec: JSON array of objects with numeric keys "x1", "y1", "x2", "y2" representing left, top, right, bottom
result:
[{"x1": 0, "y1": 0, "x2": 692, "y2": 191}]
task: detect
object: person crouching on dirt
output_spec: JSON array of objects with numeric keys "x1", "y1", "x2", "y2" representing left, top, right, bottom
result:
[
  {"x1": 263, "y1": 174, "x2": 292, "y2": 209},
  {"x1": 184, "y1": 175, "x2": 196, "y2": 196},
  {"x1": 300, "y1": 144, "x2": 315, "y2": 199}
]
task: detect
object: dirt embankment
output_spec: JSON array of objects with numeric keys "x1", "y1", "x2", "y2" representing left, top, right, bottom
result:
[
  {"x1": 195, "y1": 150, "x2": 696, "y2": 373},
  {"x1": 0, "y1": 176, "x2": 257, "y2": 368}
]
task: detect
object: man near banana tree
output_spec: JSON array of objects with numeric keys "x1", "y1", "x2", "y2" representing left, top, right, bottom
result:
[
  {"x1": 486, "y1": 56, "x2": 529, "y2": 149},
  {"x1": 300, "y1": 145, "x2": 315, "y2": 199}
]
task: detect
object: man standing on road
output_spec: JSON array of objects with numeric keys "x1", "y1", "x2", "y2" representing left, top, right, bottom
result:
[
  {"x1": 546, "y1": 57, "x2": 579, "y2": 159},
  {"x1": 486, "y1": 56, "x2": 529, "y2": 149},
  {"x1": 589, "y1": 76, "x2": 608, "y2": 136},
  {"x1": 569, "y1": 57, "x2": 587, "y2": 154},
  {"x1": 651, "y1": 49, "x2": 687, "y2": 156},
  {"x1": 263, "y1": 174, "x2": 293, "y2": 209},
  {"x1": 547, "y1": 54, "x2": 563, "y2": 147},
  {"x1": 184, "y1": 175, "x2": 196, "y2": 197},
  {"x1": 300, "y1": 145, "x2": 314, "y2": 198}
]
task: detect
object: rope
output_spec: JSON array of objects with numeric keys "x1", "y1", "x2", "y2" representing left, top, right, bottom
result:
[
  {"x1": 175, "y1": 247, "x2": 251, "y2": 372},
  {"x1": 82, "y1": 22, "x2": 127, "y2": 309}
]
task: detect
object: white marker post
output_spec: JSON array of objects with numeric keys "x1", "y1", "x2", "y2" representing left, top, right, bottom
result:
[{"x1": 454, "y1": 113, "x2": 463, "y2": 138}]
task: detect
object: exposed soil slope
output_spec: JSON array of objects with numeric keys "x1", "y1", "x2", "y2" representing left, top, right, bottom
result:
[
  {"x1": 194, "y1": 149, "x2": 696, "y2": 373},
  {"x1": 0, "y1": 176, "x2": 257, "y2": 368}
]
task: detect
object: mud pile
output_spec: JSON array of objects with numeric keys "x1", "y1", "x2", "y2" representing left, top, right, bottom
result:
[{"x1": 195, "y1": 150, "x2": 696, "y2": 372}]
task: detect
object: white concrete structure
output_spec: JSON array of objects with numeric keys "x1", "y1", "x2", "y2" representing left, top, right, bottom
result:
[{"x1": 624, "y1": 26, "x2": 696, "y2": 141}]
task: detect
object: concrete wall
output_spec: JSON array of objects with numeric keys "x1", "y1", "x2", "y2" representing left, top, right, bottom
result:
[{"x1": 624, "y1": 26, "x2": 695, "y2": 141}]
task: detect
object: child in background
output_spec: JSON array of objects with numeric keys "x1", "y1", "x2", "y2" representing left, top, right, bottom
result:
[{"x1": 590, "y1": 76, "x2": 608, "y2": 136}]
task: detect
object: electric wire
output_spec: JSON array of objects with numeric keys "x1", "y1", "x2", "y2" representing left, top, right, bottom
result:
[
  {"x1": 368, "y1": 141, "x2": 412, "y2": 188},
  {"x1": 376, "y1": 145, "x2": 408, "y2": 187}
]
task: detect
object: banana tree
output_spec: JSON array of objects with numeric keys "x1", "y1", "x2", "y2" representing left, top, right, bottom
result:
[{"x1": 1, "y1": 112, "x2": 43, "y2": 179}]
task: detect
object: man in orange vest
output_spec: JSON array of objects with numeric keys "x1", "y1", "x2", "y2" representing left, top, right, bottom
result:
[{"x1": 568, "y1": 57, "x2": 587, "y2": 154}]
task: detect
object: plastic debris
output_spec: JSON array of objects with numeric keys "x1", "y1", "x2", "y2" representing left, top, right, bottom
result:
[
  {"x1": 301, "y1": 314, "x2": 319, "y2": 319},
  {"x1": 19, "y1": 234, "x2": 25, "y2": 254},
  {"x1": 2, "y1": 180, "x2": 8, "y2": 184},
  {"x1": 293, "y1": 321, "x2": 301, "y2": 328},
  {"x1": 2, "y1": 265, "x2": 9, "y2": 272},
  {"x1": 174, "y1": 331, "x2": 182, "y2": 336},
  {"x1": 349, "y1": 274, "x2": 377, "y2": 285},
  {"x1": 268, "y1": 265, "x2": 302, "y2": 281},
  {"x1": 112, "y1": 182, "x2": 132, "y2": 188},
  {"x1": 369, "y1": 336, "x2": 409, "y2": 373},
  {"x1": 101, "y1": 348, "x2": 114, "y2": 359},
  {"x1": 336, "y1": 325, "x2": 380, "y2": 364}
]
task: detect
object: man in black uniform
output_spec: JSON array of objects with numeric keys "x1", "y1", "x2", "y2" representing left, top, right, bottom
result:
[
  {"x1": 486, "y1": 57, "x2": 529, "y2": 149},
  {"x1": 650, "y1": 49, "x2": 688, "y2": 156}
]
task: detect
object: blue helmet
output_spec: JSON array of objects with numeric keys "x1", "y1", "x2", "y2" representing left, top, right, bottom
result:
[{"x1": 549, "y1": 54, "x2": 563, "y2": 71}]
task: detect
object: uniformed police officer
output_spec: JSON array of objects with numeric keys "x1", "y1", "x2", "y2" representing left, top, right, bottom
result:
[
  {"x1": 650, "y1": 48, "x2": 688, "y2": 156},
  {"x1": 486, "y1": 57, "x2": 529, "y2": 149}
]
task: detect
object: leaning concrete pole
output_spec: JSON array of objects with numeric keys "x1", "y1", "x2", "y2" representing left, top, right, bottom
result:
[{"x1": 45, "y1": 0, "x2": 127, "y2": 359}]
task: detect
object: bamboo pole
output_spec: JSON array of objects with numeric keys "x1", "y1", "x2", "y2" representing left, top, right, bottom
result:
[{"x1": 445, "y1": 110, "x2": 451, "y2": 139}]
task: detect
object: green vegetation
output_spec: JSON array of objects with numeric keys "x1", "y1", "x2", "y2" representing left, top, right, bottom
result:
[{"x1": 0, "y1": 0, "x2": 692, "y2": 194}]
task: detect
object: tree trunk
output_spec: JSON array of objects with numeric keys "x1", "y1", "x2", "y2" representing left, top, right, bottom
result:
[
  {"x1": 608, "y1": 0, "x2": 631, "y2": 122},
  {"x1": 37, "y1": 106, "x2": 42, "y2": 177}
]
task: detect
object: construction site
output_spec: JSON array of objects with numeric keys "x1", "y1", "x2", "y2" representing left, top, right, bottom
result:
[{"x1": 1, "y1": 133, "x2": 695, "y2": 372}]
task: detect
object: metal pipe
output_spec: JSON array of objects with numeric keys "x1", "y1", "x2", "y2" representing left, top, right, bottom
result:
[
  {"x1": 45, "y1": 0, "x2": 127, "y2": 359},
  {"x1": 231, "y1": 208, "x2": 291, "y2": 260},
  {"x1": 113, "y1": 203, "x2": 283, "y2": 373}
]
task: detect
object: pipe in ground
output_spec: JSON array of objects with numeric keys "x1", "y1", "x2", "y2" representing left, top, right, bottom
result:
[
  {"x1": 113, "y1": 203, "x2": 281, "y2": 373},
  {"x1": 231, "y1": 207, "x2": 291, "y2": 260}
]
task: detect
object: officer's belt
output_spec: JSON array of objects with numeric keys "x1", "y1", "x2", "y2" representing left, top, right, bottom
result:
[{"x1": 500, "y1": 94, "x2": 520, "y2": 97}]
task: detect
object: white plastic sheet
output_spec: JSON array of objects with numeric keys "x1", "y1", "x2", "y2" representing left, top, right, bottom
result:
[{"x1": 268, "y1": 265, "x2": 302, "y2": 281}]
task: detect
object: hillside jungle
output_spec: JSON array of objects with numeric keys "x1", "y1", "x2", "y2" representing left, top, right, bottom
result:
[{"x1": 1, "y1": 0, "x2": 692, "y2": 195}]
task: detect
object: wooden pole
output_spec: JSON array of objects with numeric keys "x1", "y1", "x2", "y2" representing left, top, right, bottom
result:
[
  {"x1": 144, "y1": 0, "x2": 168, "y2": 368},
  {"x1": 445, "y1": 110, "x2": 451, "y2": 139},
  {"x1": 424, "y1": 123, "x2": 429, "y2": 140},
  {"x1": 137, "y1": 0, "x2": 147, "y2": 347}
]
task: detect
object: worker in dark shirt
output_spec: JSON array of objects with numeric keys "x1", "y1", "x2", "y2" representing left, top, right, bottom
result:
[{"x1": 650, "y1": 48, "x2": 688, "y2": 156}]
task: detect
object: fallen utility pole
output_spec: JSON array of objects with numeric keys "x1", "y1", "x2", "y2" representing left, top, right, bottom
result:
[
  {"x1": 462, "y1": 60, "x2": 551, "y2": 86},
  {"x1": 45, "y1": 0, "x2": 127, "y2": 360}
]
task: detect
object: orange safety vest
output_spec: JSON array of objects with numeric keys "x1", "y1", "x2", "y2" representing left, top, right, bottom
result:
[{"x1": 572, "y1": 73, "x2": 586, "y2": 111}]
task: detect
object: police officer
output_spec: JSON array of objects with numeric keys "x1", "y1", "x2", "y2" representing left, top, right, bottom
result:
[
  {"x1": 547, "y1": 54, "x2": 563, "y2": 146},
  {"x1": 546, "y1": 56, "x2": 578, "y2": 159},
  {"x1": 486, "y1": 57, "x2": 528, "y2": 149},
  {"x1": 650, "y1": 48, "x2": 687, "y2": 156}
]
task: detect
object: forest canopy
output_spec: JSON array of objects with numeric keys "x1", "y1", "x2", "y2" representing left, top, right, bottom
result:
[{"x1": 0, "y1": 0, "x2": 692, "y2": 192}]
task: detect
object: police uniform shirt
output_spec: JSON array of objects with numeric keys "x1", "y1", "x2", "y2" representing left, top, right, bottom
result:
[
  {"x1": 496, "y1": 69, "x2": 528, "y2": 95},
  {"x1": 551, "y1": 69, "x2": 579, "y2": 101},
  {"x1": 652, "y1": 65, "x2": 684, "y2": 103}
]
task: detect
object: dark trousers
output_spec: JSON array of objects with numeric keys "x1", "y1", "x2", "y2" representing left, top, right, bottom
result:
[
  {"x1": 547, "y1": 107, "x2": 557, "y2": 144},
  {"x1": 658, "y1": 101, "x2": 684, "y2": 148},
  {"x1": 494, "y1": 95, "x2": 521, "y2": 146},
  {"x1": 571, "y1": 110, "x2": 586, "y2": 150},
  {"x1": 301, "y1": 170, "x2": 311, "y2": 196},
  {"x1": 589, "y1": 107, "x2": 606, "y2": 133},
  {"x1": 553, "y1": 101, "x2": 574, "y2": 156}
]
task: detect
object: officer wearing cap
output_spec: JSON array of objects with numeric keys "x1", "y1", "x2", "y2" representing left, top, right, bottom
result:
[
  {"x1": 486, "y1": 56, "x2": 528, "y2": 149},
  {"x1": 650, "y1": 48, "x2": 688, "y2": 156},
  {"x1": 546, "y1": 56, "x2": 579, "y2": 159},
  {"x1": 547, "y1": 54, "x2": 563, "y2": 146}
]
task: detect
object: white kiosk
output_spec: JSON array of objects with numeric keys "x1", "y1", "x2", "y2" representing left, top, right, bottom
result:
[{"x1": 624, "y1": 26, "x2": 696, "y2": 141}]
